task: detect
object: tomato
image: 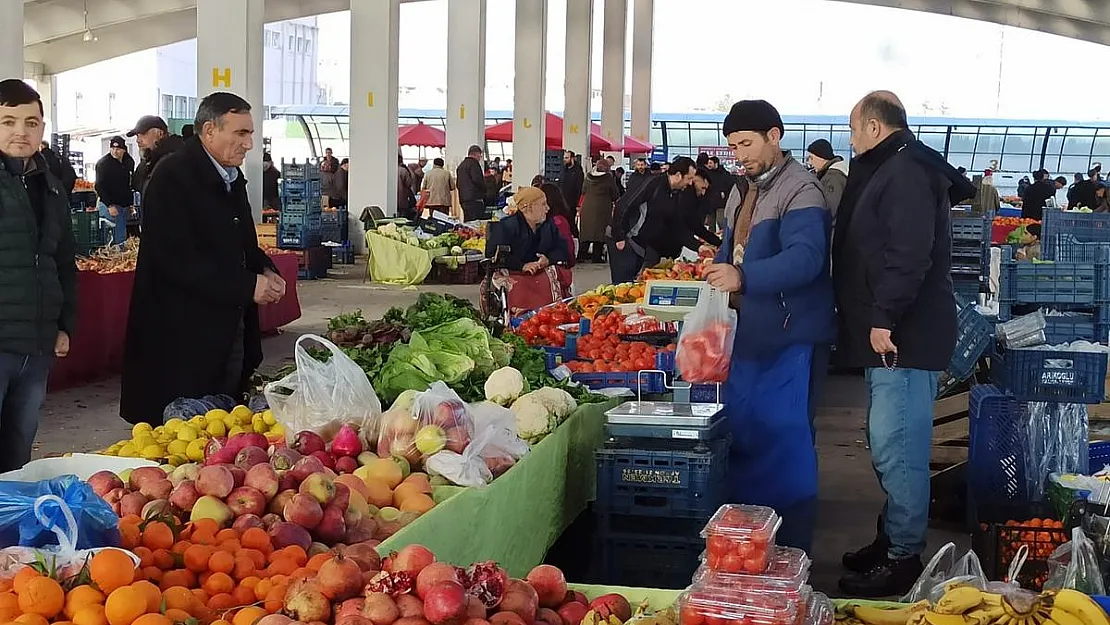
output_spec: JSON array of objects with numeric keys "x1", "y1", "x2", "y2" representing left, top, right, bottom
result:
[
  {"x1": 707, "y1": 535, "x2": 730, "y2": 558},
  {"x1": 742, "y1": 557, "x2": 765, "y2": 573},
  {"x1": 720, "y1": 553, "x2": 745, "y2": 573},
  {"x1": 680, "y1": 609, "x2": 705, "y2": 625},
  {"x1": 734, "y1": 540, "x2": 754, "y2": 558}
]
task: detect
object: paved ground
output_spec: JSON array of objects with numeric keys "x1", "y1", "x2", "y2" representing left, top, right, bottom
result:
[{"x1": 35, "y1": 260, "x2": 968, "y2": 596}]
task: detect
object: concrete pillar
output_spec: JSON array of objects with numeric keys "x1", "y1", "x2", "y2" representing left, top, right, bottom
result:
[
  {"x1": 196, "y1": 0, "x2": 265, "y2": 220},
  {"x1": 350, "y1": 0, "x2": 400, "y2": 235},
  {"x1": 600, "y1": 0, "x2": 627, "y2": 153},
  {"x1": 445, "y1": 0, "x2": 487, "y2": 171},
  {"x1": 35, "y1": 75, "x2": 60, "y2": 138},
  {"x1": 629, "y1": 0, "x2": 653, "y2": 151},
  {"x1": 513, "y1": 0, "x2": 547, "y2": 189},
  {"x1": 564, "y1": 0, "x2": 593, "y2": 163},
  {"x1": 0, "y1": 2, "x2": 23, "y2": 80}
]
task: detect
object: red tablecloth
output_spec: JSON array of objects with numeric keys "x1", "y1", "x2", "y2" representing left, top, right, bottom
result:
[{"x1": 49, "y1": 255, "x2": 301, "y2": 392}]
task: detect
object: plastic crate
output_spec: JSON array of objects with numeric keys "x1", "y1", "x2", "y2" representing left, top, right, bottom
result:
[
  {"x1": 281, "y1": 161, "x2": 322, "y2": 180},
  {"x1": 570, "y1": 350, "x2": 676, "y2": 394},
  {"x1": 320, "y1": 222, "x2": 349, "y2": 245},
  {"x1": 949, "y1": 302, "x2": 992, "y2": 382},
  {"x1": 280, "y1": 202, "x2": 323, "y2": 218},
  {"x1": 992, "y1": 347, "x2": 1108, "y2": 403},
  {"x1": 1090, "y1": 441, "x2": 1110, "y2": 474},
  {"x1": 428, "y1": 260, "x2": 482, "y2": 285},
  {"x1": 279, "y1": 209, "x2": 322, "y2": 228},
  {"x1": 689, "y1": 384, "x2": 724, "y2": 403},
  {"x1": 70, "y1": 210, "x2": 110, "y2": 254},
  {"x1": 331, "y1": 243, "x2": 355, "y2": 265},
  {"x1": 999, "y1": 258, "x2": 1099, "y2": 306},
  {"x1": 595, "y1": 436, "x2": 729, "y2": 519},
  {"x1": 972, "y1": 504, "x2": 1068, "y2": 590},
  {"x1": 70, "y1": 190, "x2": 98, "y2": 210},
  {"x1": 1043, "y1": 211, "x2": 1110, "y2": 260},
  {"x1": 278, "y1": 223, "x2": 323, "y2": 249},
  {"x1": 281, "y1": 178, "x2": 322, "y2": 198},
  {"x1": 967, "y1": 385, "x2": 1027, "y2": 507},
  {"x1": 1045, "y1": 235, "x2": 1110, "y2": 264},
  {"x1": 593, "y1": 527, "x2": 703, "y2": 589},
  {"x1": 952, "y1": 214, "x2": 991, "y2": 243},
  {"x1": 953, "y1": 274, "x2": 983, "y2": 301}
]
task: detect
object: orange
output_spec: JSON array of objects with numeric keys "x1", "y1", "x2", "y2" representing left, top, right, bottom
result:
[
  {"x1": 140, "y1": 568, "x2": 163, "y2": 585},
  {"x1": 206, "y1": 593, "x2": 235, "y2": 612},
  {"x1": 251, "y1": 580, "x2": 271, "y2": 603},
  {"x1": 64, "y1": 586, "x2": 106, "y2": 619},
  {"x1": 241, "y1": 550, "x2": 265, "y2": 571},
  {"x1": 189, "y1": 519, "x2": 219, "y2": 537},
  {"x1": 391, "y1": 482, "x2": 423, "y2": 507},
  {"x1": 12, "y1": 569, "x2": 40, "y2": 596},
  {"x1": 129, "y1": 582, "x2": 160, "y2": 615},
  {"x1": 91, "y1": 550, "x2": 137, "y2": 594},
  {"x1": 262, "y1": 587, "x2": 285, "y2": 614},
  {"x1": 239, "y1": 530, "x2": 268, "y2": 553},
  {"x1": 131, "y1": 615, "x2": 172, "y2": 625},
  {"x1": 183, "y1": 545, "x2": 214, "y2": 574},
  {"x1": 237, "y1": 577, "x2": 260, "y2": 593},
  {"x1": 362, "y1": 479, "x2": 393, "y2": 509},
  {"x1": 132, "y1": 548, "x2": 153, "y2": 569},
  {"x1": 190, "y1": 589, "x2": 209, "y2": 606},
  {"x1": 190, "y1": 532, "x2": 216, "y2": 547},
  {"x1": 263, "y1": 559, "x2": 296, "y2": 577},
  {"x1": 141, "y1": 523, "x2": 174, "y2": 552},
  {"x1": 399, "y1": 493, "x2": 435, "y2": 514},
  {"x1": 18, "y1": 576, "x2": 64, "y2": 618},
  {"x1": 211, "y1": 620, "x2": 232, "y2": 625},
  {"x1": 230, "y1": 586, "x2": 254, "y2": 608},
  {"x1": 161, "y1": 609, "x2": 191, "y2": 623},
  {"x1": 151, "y1": 550, "x2": 175, "y2": 572},
  {"x1": 158, "y1": 571, "x2": 195, "y2": 593},
  {"x1": 207, "y1": 552, "x2": 234, "y2": 575},
  {"x1": 170, "y1": 542, "x2": 191, "y2": 557},
  {"x1": 217, "y1": 540, "x2": 241, "y2": 554},
  {"x1": 215, "y1": 530, "x2": 239, "y2": 543},
  {"x1": 231, "y1": 557, "x2": 254, "y2": 582},
  {"x1": 160, "y1": 588, "x2": 194, "y2": 613},
  {"x1": 14, "y1": 613, "x2": 48, "y2": 625},
  {"x1": 104, "y1": 586, "x2": 146, "y2": 625},
  {"x1": 72, "y1": 605, "x2": 108, "y2": 625},
  {"x1": 119, "y1": 525, "x2": 141, "y2": 551},
  {"x1": 202, "y1": 573, "x2": 234, "y2": 597},
  {"x1": 232, "y1": 606, "x2": 266, "y2": 625},
  {"x1": 55, "y1": 621, "x2": 75, "y2": 625},
  {"x1": 305, "y1": 554, "x2": 330, "y2": 573}
]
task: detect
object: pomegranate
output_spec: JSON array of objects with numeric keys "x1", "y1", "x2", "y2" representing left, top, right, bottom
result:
[
  {"x1": 462, "y1": 561, "x2": 508, "y2": 610},
  {"x1": 463, "y1": 620, "x2": 491, "y2": 625},
  {"x1": 499, "y1": 580, "x2": 538, "y2": 624},
  {"x1": 525, "y1": 566, "x2": 567, "y2": 609},
  {"x1": 465, "y1": 597, "x2": 487, "y2": 620},
  {"x1": 589, "y1": 595, "x2": 631, "y2": 622},
  {"x1": 567, "y1": 592, "x2": 588, "y2": 607},
  {"x1": 417, "y1": 562, "x2": 464, "y2": 599},
  {"x1": 535, "y1": 610, "x2": 560, "y2": 625},
  {"x1": 338, "y1": 599, "x2": 366, "y2": 618},
  {"x1": 362, "y1": 592, "x2": 401, "y2": 625},
  {"x1": 556, "y1": 603, "x2": 587, "y2": 625},
  {"x1": 318, "y1": 553, "x2": 364, "y2": 600},
  {"x1": 389, "y1": 544, "x2": 436, "y2": 576},
  {"x1": 344, "y1": 541, "x2": 383, "y2": 572},
  {"x1": 284, "y1": 579, "x2": 332, "y2": 623},
  {"x1": 395, "y1": 594, "x2": 425, "y2": 619},
  {"x1": 490, "y1": 613, "x2": 527, "y2": 625},
  {"x1": 424, "y1": 580, "x2": 468, "y2": 625},
  {"x1": 365, "y1": 570, "x2": 415, "y2": 597},
  {"x1": 293, "y1": 430, "x2": 327, "y2": 456}
]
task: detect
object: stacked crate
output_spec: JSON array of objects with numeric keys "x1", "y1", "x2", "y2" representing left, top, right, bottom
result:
[
  {"x1": 951, "y1": 213, "x2": 991, "y2": 302},
  {"x1": 320, "y1": 207, "x2": 349, "y2": 245},
  {"x1": 593, "y1": 412, "x2": 731, "y2": 589},
  {"x1": 278, "y1": 160, "x2": 329, "y2": 279}
]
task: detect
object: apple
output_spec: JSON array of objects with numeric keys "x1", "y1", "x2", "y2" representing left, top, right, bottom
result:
[
  {"x1": 235, "y1": 446, "x2": 270, "y2": 469},
  {"x1": 392, "y1": 455, "x2": 412, "y2": 479},
  {"x1": 270, "y1": 489, "x2": 297, "y2": 515},
  {"x1": 191, "y1": 495, "x2": 234, "y2": 527},
  {"x1": 357, "y1": 452, "x2": 378, "y2": 467},
  {"x1": 196, "y1": 465, "x2": 235, "y2": 498},
  {"x1": 290, "y1": 455, "x2": 327, "y2": 483},
  {"x1": 332, "y1": 482, "x2": 351, "y2": 512},
  {"x1": 169, "y1": 480, "x2": 201, "y2": 512},
  {"x1": 140, "y1": 478, "x2": 173, "y2": 500},
  {"x1": 311, "y1": 450, "x2": 337, "y2": 470},
  {"x1": 245, "y1": 463, "x2": 280, "y2": 499},
  {"x1": 284, "y1": 493, "x2": 324, "y2": 529},
  {"x1": 142, "y1": 499, "x2": 171, "y2": 518},
  {"x1": 228, "y1": 465, "x2": 247, "y2": 488},
  {"x1": 103, "y1": 487, "x2": 126, "y2": 506},
  {"x1": 129, "y1": 466, "x2": 166, "y2": 492},
  {"x1": 414, "y1": 426, "x2": 447, "y2": 456},
  {"x1": 233, "y1": 514, "x2": 265, "y2": 532},
  {"x1": 336, "y1": 456, "x2": 359, "y2": 474},
  {"x1": 120, "y1": 492, "x2": 148, "y2": 517},
  {"x1": 88, "y1": 470, "x2": 124, "y2": 496},
  {"x1": 299, "y1": 473, "x2": 337, "y2": 505},
  {"x1": 227, "y1": 486, "x2": 268, "y2": 517},
  {"x1": 313, "y1": 504, "x2": 346, "y2": 544},
  {"x1": 169, "y1": 463, "x2": 200, "y2": 486}
]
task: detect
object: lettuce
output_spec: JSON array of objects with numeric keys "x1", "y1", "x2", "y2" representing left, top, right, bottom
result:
[
  {"x1": 375, "y1": 344, "x2": 475, "y2": 403},
  {"x1": 410, "y1": 318, "x2": 497, "y2": 374}
]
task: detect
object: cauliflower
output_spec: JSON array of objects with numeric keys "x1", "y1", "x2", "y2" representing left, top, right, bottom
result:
[
  {"x1": 510, "y1": 395, "x2": 556, "y2": 442},
  {"x1": 485, "y1": 367, "x2": 525, "y2": 406},
  {"x1": 529, "y1": 387, "x2": 577, "y2": 418}
]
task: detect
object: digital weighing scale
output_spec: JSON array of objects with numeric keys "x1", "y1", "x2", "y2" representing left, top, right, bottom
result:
[
  {"x1": 604, "y1": 400, "x2": 726, "y2": 442},
  {"x1": 612, "y1": 280, "x2": 714, "y2": 322}
]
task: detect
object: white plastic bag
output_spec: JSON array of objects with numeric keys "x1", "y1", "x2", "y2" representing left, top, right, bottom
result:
[
  {"x1": 425, "y1": 420, "x2": 529, "y2": 487},
  {"x1": 377, "y1": 382, "x2": 475, "y2": 468},
  {"x1": 901, "y1": 542, "x2": 988, "y2": 603},
  {"x1": 264, "y1": 334, "x2": 383, "y2": 444}
]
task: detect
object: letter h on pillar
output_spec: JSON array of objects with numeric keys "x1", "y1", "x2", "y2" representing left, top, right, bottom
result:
[{"x1": 212, "y1": 67, "x2": 233, "y2": 89}]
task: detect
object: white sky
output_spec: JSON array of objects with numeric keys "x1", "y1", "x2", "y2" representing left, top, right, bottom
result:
[{"x1": 315, "y1": 0, "x2": 1110, "y2": 122}]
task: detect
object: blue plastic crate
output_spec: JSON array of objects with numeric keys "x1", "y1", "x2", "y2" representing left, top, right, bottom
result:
[
  {"x1": 281, "y1": 161, "x2": 322, "y2": 180},
  {"x1": 1089, "y1": 441, "x2": 1110, "y2": 474},
  {"x1": 1043, "y1": 211, "x2": 1110, "y2": 260},
  {"x1": 321, "y1": 208, "x2": 348, "y2": 224},
  {"x1": 999, "y1": 257, "x2": 1099, "y2": 306},
  {"x1": 320, "y1": 222, "x2": 349, "y2": 244},
  {"x1": 282, "y1": 178, "x2": 322, "y2": 197},
  {"x1": 967, "y1": 385, "x2": 1027, "y2": 506},
  {"x1": 572, "y1": 370, "x2": 668, "y2": 394},
  {"x1": 991, "y1": 347, "x2": 1108, "y2": 403},
  {"x1": 952, "y1": 214, "x2": 991, "y2": 243},
  {"x1": 278, "y1": 223, "x2": 322, "y2": 249},
  {"x1": 279, "y1": 209, "x2": 322, "y2": 228},
  {"x1": 953, "y1": 274, "x2": 983, "y2": 301},
  {"x1": 949, "y1": 302, "x2": 992, "y2": 382},
  {"x1": 593, "y1": 528, "x2": 703, "y2": 589},
  {"x1": 595, "y1": 437, "x2": 729, "y2": 519},
  {"x1": 281, "y1": 201, "x2": 323, "y2": 217}
]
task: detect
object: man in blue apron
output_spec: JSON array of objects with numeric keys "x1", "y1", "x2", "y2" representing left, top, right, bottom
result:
[{"x1": 704, "y1": 101, "x2": 835, "y2": 553}]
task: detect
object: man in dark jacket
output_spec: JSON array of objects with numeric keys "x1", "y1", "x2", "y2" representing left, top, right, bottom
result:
[
  {"x1": 834, "y1": 91, "x2": 975, "y2": 597},
  {"x1": 456, "y1": 144, "x2": 486, "y2": 220},
  {"x1": 95, "y1": 136, "x2": 136, "y2": 245},
  {"x1": 625, "y1": 157, "x2": 651, "y2": 197},
  {"x1": 1068, "y1": 168, "x2": 1099, "y2": 210},
  {"x1": 686, "y1": 168, "x2": 723, "y2": 247},
  {"x1": 1020, "y1": 169, "x2": 1056, "y2": 220},
  {"x1": 129, "y1": 115, "x2": 184, "y2": 205},
  {"x1": 39, "y1": 142, "x2": 77, "y2": 197},
  {"x1": 0, "y1": 79, "x2": 77, "y2": 471},
  {"x1": 558, "y1": 151, "x2": 585, "y2": 209},
  {"x1": 121, "y1": 92, "x2": 285, "y2": 426},
  {"x1": 262, "y1": 152, "x2": 280, "y2": 211}
]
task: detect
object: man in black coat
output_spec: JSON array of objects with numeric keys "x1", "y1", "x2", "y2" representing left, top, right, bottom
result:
[
  {"x1": 833, "y1": 91, "x2": 975, "y2": 598},
  {"x1": 456, "y1": 144, "x2": 487, "y2": 221},
  {"x1": 121, "y1": 93, "x2": 285, "y2": 425},
  {"x1": 625, "y1": 157, "x2": 651, "y2": 197},
  {"x1": 95, "y1": 136, "x2": 136, "y2": 245},
  {"x1": 1020, "y1": 169, "x2": 1056, "y2": 220},
  {"x1": 558, "y1": 151, "x2": 584, "y2": 209}
]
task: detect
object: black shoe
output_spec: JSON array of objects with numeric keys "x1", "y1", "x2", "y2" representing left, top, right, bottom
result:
[
  {"x1": 838, "y1": 555, "x2": 924, "y2": 599},
  {"x1": 842, "y1": 535, "x2": 890, "y2": 573}
]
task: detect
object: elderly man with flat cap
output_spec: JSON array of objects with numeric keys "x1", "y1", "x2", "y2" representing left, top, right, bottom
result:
[
  {"x1": 129, "y1": 114, "x2": 184, "y2": 203},
  {"x1": 806, "y1": 138, "x2": 848, "y2": 222},
  {"x1": 701, "y1": 100, "x2": 836, "y2": 554}
]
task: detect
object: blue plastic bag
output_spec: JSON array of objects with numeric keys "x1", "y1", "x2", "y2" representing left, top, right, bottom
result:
[{"x1": 0, "y1": 476, "x2": 120, "y2": 550}]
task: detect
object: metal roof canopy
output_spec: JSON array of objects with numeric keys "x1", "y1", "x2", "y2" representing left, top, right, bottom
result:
[{"x1": 19, "y1": 0, "x2": 1110, "y2": 76}]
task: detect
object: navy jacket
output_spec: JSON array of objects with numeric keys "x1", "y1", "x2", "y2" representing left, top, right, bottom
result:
[{"x1": 485, "y1": 212, "x2": 570, "y2": 271}]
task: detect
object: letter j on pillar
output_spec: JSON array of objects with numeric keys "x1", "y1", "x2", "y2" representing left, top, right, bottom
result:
[{"x1": 212, "y1": 67, "x2": 232, "y2": 88}]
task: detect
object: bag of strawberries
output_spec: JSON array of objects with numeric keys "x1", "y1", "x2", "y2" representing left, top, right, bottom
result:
[{"x1": 675, "y1": 288, "x2": 736, "y2": 384}]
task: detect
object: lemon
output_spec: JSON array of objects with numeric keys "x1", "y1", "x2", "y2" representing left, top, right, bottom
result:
[
  {"x1": 164, "y1": 418, "x2": 184, "y2": 433},
  {"x1": 231, "y1": 405, "x2": 252, "y2": 420},
  {"x1": 152, "y1": 425, "x2": 166, "y2": 436},
  {"x1": 132, "y1": 434, "x2": 156, "y2": 449},
  {"x1": 228, "y1": 425, "x2": 246, "y2": 438},
  {"x1": 188, "y1": 415, "x2": 207, "y2": 428},
  {"x1": 117, "y1": 443, "x2": 136, "y2": 458},
  {"x1": 206, "y1": 408, "x2": 231, "y2": 423},
  {"x1": 269, "y1": 423, "x2": 286, "y2": 437},
  {"x1": 237, "y1": 412, "x2": 253, "y2": 426},
  {"x1": 186, "y1": 439, "x2": 206, "y2": 462},
  {"x1": 223, "y1": 415, "x2": 238, "y2": 429},
  {"x1": 140, "y1": 444, "x2": 165, "y2": 460},
  {"x1": 262, "y1": 409, "x2": 276, "y2": 426},
  {"x1": 167, "y1": 439, "x2": 189, "y2": 455},
  {"x1": 167, "y1": 454, "x2": 187, "y2": 467},
  {"x1": 177, "y1": 426, "x2": 199, "y2": 442},
  {"x1": 206, "y1": 420, "x2": 227, "y2": 437},
  {"x1": 131, "y1": 422, "x2": 153, "y2": 437}
]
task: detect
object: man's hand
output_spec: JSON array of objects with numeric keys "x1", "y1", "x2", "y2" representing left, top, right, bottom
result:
[
  {"x1": 704, "y1": 263, "x2": 743, "y2": 293},
  {"x1": 54, "y1": 331, "x2": 70, "y2": 358},
  {"x1": 263, "y1": 269, "x2": 286, "y2": 300},
  {"x1": 107, "y1": 206, "x2": 119, "y2": 218},
  {"x1": 615, "y1": 241, "x2": 626, "y2": 251},
  {"x1": 870, "y1": 328, "x2": 897, "y2": 355},
  {"x1": 253, "y1": 275, "x2": 280, "y2": 305}
]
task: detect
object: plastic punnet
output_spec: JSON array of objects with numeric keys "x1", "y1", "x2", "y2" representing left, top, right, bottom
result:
[
  {"x1": 701, "y1": 504, "x2": 783, "y2": 574},
  {"x1": 694, "y1": 546, "x2": 811, "y2": 601},
  {"x1": 678, "y1": 587, "x2": 799, "y2": 625}
]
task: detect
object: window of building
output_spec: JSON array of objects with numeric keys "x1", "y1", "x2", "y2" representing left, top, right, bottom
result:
[
  {"x1": 665, "y1": 125, "x2": 689, "y2": 149},
  {"x1": 187, "y1": 97, "x2": 197, "y2": 117},
  {"x1": 689, "y1": 123, "x2": 721, "y2": 148},
  {"x1": 160, "y1": 94, "x2": 173, "y2": 120},
  {"x1": 174, "y1": 96, "x2": 188, "y2": 119},
  {"x1": 289, "y1": 35, "x2": 295, "y2": 51}
]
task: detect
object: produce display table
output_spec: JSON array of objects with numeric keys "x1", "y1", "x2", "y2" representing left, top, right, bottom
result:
[
  {"x1": 992, "y1": 223, "x2": 1021, "y2": 245},
  {"x1": 259, "y1": 252, "x2": 303, "y2": 334},
  {"x1": 378, "y1": 399, "x2": 618, "y2": 576},
  {"x1": 365, "y1": 231, "x2": 447, "y2": 285}
]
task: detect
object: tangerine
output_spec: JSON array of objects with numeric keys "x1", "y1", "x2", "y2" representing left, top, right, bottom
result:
[
  {"x1": 141, "y1": 524, "x2": 174, "y2": 552},
  {"x1": 72, "y1": 605, "x2": 108, "y2": 625},
  {"x1": 91, "y1": 550, "x2": 136, "y2": 594},
  {"x1": 232, "y1": 606, "x2": 266, "y2": 625},
  {"x1": 18, "y1": 576, "x2": 64, "y2": 618},
  {"x1": 104, "y1": 587, "x2": 146, "y2": 625},
  {"x1": 129, "y1": 581, "x2": 161, "y2": 614},
  {"x1": 64, "y1": 586, "x2": 106, "y2": 619},
  {"x1": 131, "y1": 614, "x2": 172, "y2": 625}
]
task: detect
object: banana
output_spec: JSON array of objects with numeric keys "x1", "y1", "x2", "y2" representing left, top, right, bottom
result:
[
  {"x1": 937, "y1": 587, "x2": 986, "y2": 615},
  {"x1": 965, "y1": 605, "x2": 1006, "y2": 625},
  {"x1": 982, "y1": 594, "x2": 1004, "y2": 608},
  {"x1": 1049, "y1": 590, "x2": 1110, "y2": 625},
  {"x1": 1046, "y1": 608, "x2": 1086, "y2": 625},
  {"x1": 580, "y1": 611, "x2": 602, "y2": 625},
  {"x1": 924, "y1": 612, "x2": 976, "y2": 625},
  {"x1": 853, "y1": 604, "x2": 928, "y2": 625},
  {"x1": 609, "y1": 616, "x2": 623, "y2": 625}
]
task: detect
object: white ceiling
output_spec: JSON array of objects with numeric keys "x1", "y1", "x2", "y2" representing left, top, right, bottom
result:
[{"x1": 21, "y1": 0, "x2": 1110, "y2": 76}]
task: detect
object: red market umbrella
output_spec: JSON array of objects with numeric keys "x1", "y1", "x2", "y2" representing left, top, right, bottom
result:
[
  {"x1": 588, "y1": 122, "x2": 655, "y2": 153},
  {"x1": 485, "y1": 112, "x2": 613, "y2": 152},
  {"x1": 398, "y1": 122, "x2": 446, "y2": 148}
]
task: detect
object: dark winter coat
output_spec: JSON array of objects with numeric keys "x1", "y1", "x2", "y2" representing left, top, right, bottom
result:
[
  {"x1": 832, "y1": 130, "x2": 975, "y2": 371},
  {"x1": 262, "y1": 164, "x2": 280, "y2": 210},
  {"x1": 121, "y1": 138, "x2": 277, "y2": 425},
  {"x1": 1020, "y1": 179, "x2": 1056, "y2": 221},
  {"x1": 559, "y1": 163, "x2": 584, "y2": 208},
  {"x1": 132, "y1": 134, "x2": 185, "y2": 200},
  {"x1": 456, "y1": 156, "x2": 486, "y2": 203},
  {"x1": 815, "y1": 158, "x2": 847, "y2": 222},
  {"x1": 95, "y1": 153, "x2": 135, "y2": 208},
  {"x1": 485, "y1": 212, "x2": 570, "y2": 271},
  {"x1": 579, "y1": 170, "x2": 618, "y2": 242},
  {"x1": 625, "y1": 170, "x2": 651, "y2": 197},
  {"x1": 610, "y1": 175, "x2": 700, "y2": 263},
  {"x1": 39, "y1": 147, "x2": 77, "y2": 197},
  {"x1": 0, "y1": 153, "x2": 78, "y2": 356}
]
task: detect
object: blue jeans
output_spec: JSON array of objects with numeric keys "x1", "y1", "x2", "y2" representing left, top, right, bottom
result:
[
  {"x1": 97, "y1": 201, "x2": 128, "y2": 245},
  {"x1": 0, "y1": 354, "x2": 52, "y2": 472},
  {"x1": 865, "y1": 366, "x2": 940, "y2": 559}
]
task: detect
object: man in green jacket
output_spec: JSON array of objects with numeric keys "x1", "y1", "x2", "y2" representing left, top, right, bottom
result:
[{"x1": 0, "y1": 79, "x2": 77, "y2": 472}]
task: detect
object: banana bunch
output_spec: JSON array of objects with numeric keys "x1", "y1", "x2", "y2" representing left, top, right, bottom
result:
[
  {"x1": 624, "y1": 601, "x2": 677, "y2": 625},
  {"x1": 848, "y1": 586, "x2": 1109, "y2": 625},
  {"x1": 581, "y1": 610, "x2": 625, "y2": 625}
]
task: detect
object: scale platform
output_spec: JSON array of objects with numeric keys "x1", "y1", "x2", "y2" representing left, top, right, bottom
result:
[{"x1": 605, "y1": 400, "x2": 726, "y2": 441}]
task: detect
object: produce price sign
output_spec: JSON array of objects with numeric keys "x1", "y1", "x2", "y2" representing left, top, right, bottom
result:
[{"x1": 697, "y1": 146, "x2": 738, "y2": 173}]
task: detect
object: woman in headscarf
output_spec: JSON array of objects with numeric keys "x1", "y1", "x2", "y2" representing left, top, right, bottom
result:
[
  {"x1": 579, "y1": 157, "x2": 619, "y2": 263},
  {"x1": 540, "y1": 183, "x2": 578, "y2": 266}
]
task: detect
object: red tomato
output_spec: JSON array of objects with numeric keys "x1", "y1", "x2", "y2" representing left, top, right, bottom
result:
[
  {"x1": 721, "y1": 553, "x2": 745, "y2": 573},
  {"x1": 680, "y1": 610, "x2": 705, "y2": 625},
  {"x1": 742, "y1": 557, "x2": 765, "y2": 573},
  {"x1": 707, "y1": 535, "x2": 730, "y2": 558},
  {"x1": 734, "y1": 541, "x2": 754, "y2": 558}
]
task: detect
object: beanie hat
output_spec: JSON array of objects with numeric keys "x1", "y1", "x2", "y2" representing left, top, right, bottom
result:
[
  {"x1": 806, "y1": 139, "x2": 835, "y2": 161},
  {"x1": 722, "y1": 100, "x2": 784, "y2": 137}
]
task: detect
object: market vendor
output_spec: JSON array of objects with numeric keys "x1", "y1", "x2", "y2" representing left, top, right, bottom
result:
[
  {"x1": 485, "y1": 186, "x2": 570, "y2": 274},
  {"x1": 703, "y1": 100, "x2": 836, "y2": 554}
]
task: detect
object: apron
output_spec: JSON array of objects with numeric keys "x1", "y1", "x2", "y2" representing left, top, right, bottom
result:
[{"x1": 723, "y1": 342, "x2": 819, "y2": 553}]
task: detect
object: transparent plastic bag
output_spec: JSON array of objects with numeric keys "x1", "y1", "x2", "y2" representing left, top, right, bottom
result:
[
  {"x1": 376, "y1": 382, "x2": 475, "y2": 469},
  {"x1": 1024, "y1": 402, "x2": 1089, "y2": 500},
  {"x1": 901, "y1": 542, "x2": 988, "y2": 603},
  {"x1": 1044, "y1": 527, "x2": 1106, "y2": 595},
  {"x1": 424, "y1": 421, "x2": 529, "y2": 487},
  {"x1": 263, "y1": 334, "x2": 383, "y2": 444},
  {"x1": 676, "y1": 288, "x2": 736, "y2": 384}
]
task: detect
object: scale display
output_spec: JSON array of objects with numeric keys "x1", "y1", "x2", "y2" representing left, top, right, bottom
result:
[{"x1": 645, "y1": 281, "x2": 710, "y2": 308}]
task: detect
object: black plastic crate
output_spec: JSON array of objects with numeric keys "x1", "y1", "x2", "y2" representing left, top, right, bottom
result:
[
  {"x1": 972, "y1": 503, "x2": 1068, "y2": 591},
  {"x1": 595, "y1": 436, "x2": 729, "y2": 519},
  {"x1": 991, "y1": 347, "x2": 1108, "y2": 403},
  {"x1": 429, "y1": 261, "x2": 482, "y2": 285},
  {"x1": 593, "y1": 530, "x2": 703, "y2": 590},
  {"x1": 71, "y1": 210, "x2": 110, "y2": 255}
]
